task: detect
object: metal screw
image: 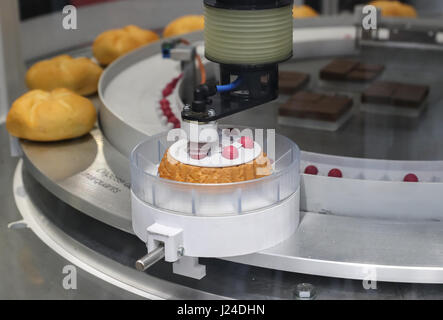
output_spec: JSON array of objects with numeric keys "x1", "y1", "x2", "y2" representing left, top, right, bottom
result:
[
  {"x1": 177, "y1": 247, "x2": 185, "y2": 257},
  {"x1": 294, "y1": 283, "x2": 316, "y2": 300},
  {"x1": 207, "y1": 109, "x2": 216, "y2": 117},
  {"x1": 183, "y1": 104, "x2": 191, "y2": 111}
]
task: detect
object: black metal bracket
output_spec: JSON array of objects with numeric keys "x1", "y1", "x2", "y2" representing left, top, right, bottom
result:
[{"x1": 181, "y1": 64, "x2": 279, "y2": 122}]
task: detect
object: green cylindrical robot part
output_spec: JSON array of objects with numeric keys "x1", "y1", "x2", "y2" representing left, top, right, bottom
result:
[{"x1": 204, "y1": 5, "x2": 293, "y2": 65}]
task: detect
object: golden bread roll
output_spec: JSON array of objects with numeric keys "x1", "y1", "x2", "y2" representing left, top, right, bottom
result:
[
  {"x1": 163, "y1": 15, "x2": 204, "y2": 38},
  {"x1": 26, "y1": 55, "x2": 103, "y2": 96},
  {"x1": 93, "y1": 25, "x2": 159, "y2": 66},
  {"x1": 293, "y1": 5, "x2": 319, "y2": 18},
  {"x1": 6, "y1": 88, "x2": 97, "y2": 142},
  {"x1": 369, "y1": 1, "x2": 417, "y2": 17},
  {"x1": 158, "y1": 151, "x2": 272, "y2": 184},
  {"x1": 398, "y1": 3, "x2": 417, "y2": 17}
]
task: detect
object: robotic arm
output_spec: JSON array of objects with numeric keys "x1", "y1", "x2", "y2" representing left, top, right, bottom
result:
[{"x1": 181, "y1": 0, "x2": 294, "y2": 123}]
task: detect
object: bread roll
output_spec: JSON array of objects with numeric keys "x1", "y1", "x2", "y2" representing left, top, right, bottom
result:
[
  {"x1": 398, "y1": 3, "x2": 417, "y2": 17},
  {"x1": 369, "y1": 1, "x2": 417, "y2": 17},
  {"x1": 6, "y1": 89, "x2": 97, "y2": 142},
  {"x1": 26, "y1": 55, "x2": 103, "y2": 96},
  {"x1": 163, "y1": 15, "x2": 204, "y2": 38},
  {"x1": 93, "y1": 25, "x2": 159, "y2": 66},
  {"x1": 293, "y1": 5, "x2": 319, "y2": 18}
]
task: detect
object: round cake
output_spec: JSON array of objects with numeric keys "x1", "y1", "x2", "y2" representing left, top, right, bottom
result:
[
  {"x1": 158, "y1": 137, "x2": 273, "y2": 184},
  {"x1": 158, "y1": 152, "x2": 272, "y2": 184}
]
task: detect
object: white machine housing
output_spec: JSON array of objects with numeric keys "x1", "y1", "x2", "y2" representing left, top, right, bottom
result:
[
  {"x1": 132, "y1": 190, "x2": 299, "y2": 259},
  {"x1": 130, "y1": 129, "x2": 301, "y2": 277}
]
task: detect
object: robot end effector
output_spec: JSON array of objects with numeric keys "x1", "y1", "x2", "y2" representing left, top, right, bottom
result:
[{"x1": 181, "y1": 0, "x2": 294, "y2": 124}]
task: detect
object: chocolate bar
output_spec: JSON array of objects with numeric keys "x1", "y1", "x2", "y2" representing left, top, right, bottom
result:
[
  {"x1": 278, "y1": 71, "x2": 310, "y2": 94},
  {"x1": 362, "y1": 81, "x2": 429, "y2": 108},
  {"x1": 320, "y1": 59, "x2": 384, "y2": 82},
  {"x1": 279, "y1": 91, "x2": 353, "y2": 122}
]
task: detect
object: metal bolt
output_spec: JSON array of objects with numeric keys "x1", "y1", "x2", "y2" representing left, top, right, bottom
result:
[
  {"x1": 207, "y1": 109, "x2": 216, "y2": 117},
  {"x1": 183, "y1": 104, "x2": 191, "y2": 111},
  {"x1": 135, "y1": 246, "x2": 165, "y2": 272},
  {"x1": 177, "y1": 247, "x2": 185, "y2": 257},
  {"x1": 294, "y1": 283, "x2": 316, "y2": 300}
]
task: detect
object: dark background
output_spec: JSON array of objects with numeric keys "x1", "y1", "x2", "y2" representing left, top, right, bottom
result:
[
  {"x1": 19, "y1": 0, "x2": 377, "y2": 20},
  {"x1": 19, "y1": 0, "x2": 115, "y2": 20}
]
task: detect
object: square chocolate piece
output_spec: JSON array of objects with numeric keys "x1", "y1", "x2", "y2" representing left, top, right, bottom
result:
[
  {"x1": 362, "y1": 81, "x2": 429, "y2": 108},
  {"x1": 290, "y1": 91, "x2": 323, "y2": 102},
  {"x1": 392, "y1": 83, "x2": 429, "y2": 108},
  {"x1": 279, "y1": 91, "x2": 353, "y2": 122},
  {"x1": 320, "y1": 59, "x2": 359, "y2": 80},
  {"x1": 357, "y1": 63, "x2": 385, "y2": 73},
  {"x1": 278, "y1": 71, "x2": 310, "y2": 94},
  {"x1": 361, "y1": 81, "x2": 398, "y2": 105},
  {"x1": 347, "y1": 70, "x2": 380, "y2": 82},
  {"x1": 320, "y1": 59, "x2": 384, "y2": 82}
]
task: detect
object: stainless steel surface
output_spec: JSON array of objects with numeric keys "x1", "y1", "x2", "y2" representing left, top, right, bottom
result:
[
  {"x1": 321, "y1": 0, "x2": 339, "y2": 15},
  {"x1": 21, "y1": 126, "x2": 133, "y2": 233},
  {"x1": 410, "y1": 0, "x2": 443, "y2": 17},
  {"x1": 136, "y1": 247, "x2": 165, "y2": 272},
  {"x1": 9, "y1": 150, "x2": 443, "y2": 299},
  {"x1": 227, "y1": 212, "x2": 443, "y2": 284},
  {"x1": 13, "y1": 159, "x2": 226, "y2": 300},
  {"x1": 0, "y1": 124, "x2": 139, "y2": 299},
  {"x1": 359, "y1": 14, "x2": 443, "y2": 48},
  {"x1": 0, "y1": 0, "x2": 26, "y2": 117},
  {"x1": 0, "y1": 0, "x2": 26, "y2": 159}
]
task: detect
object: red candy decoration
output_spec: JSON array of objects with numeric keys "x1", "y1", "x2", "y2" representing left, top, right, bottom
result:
[
  {"x1": 403, "y1": 173, "x2": 419, "y2": 182},
  {"x1": 162, "y1": 85, "x2": 173, "y2": 97},
  {"x1": 222, "y1": 146, "x2": 239, "y2": 160},
  {"x1": 304, "y1": 165, "x2": 318, "y2": 175},
  {"x1": 168, "y1": 116, "x2": 180, "y2": 128},
  {"x1": 159, "y1": 75, "x2": 183, "y2": 126},
  {"x1": 163, "y1": 109, "x2": 173, "y2": 118},
  {"x1": 160, "y1": 100, "x2": 170, "y2": 113},
  {"x1": 167, "y1": 114, "x2": 177, "y2": 122},
  {"x1": 160, "y1": 98, "x2": 169, "y2": 107},
  {"x1": 328, "y1": 168, "x2": 342, "y2": 178},
  {"x1": 161, "y1": 106, "x2": 171, "y2": 113},
  {"x1": 239, "y1": 136, "x2": 254, "y2": 149}
]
